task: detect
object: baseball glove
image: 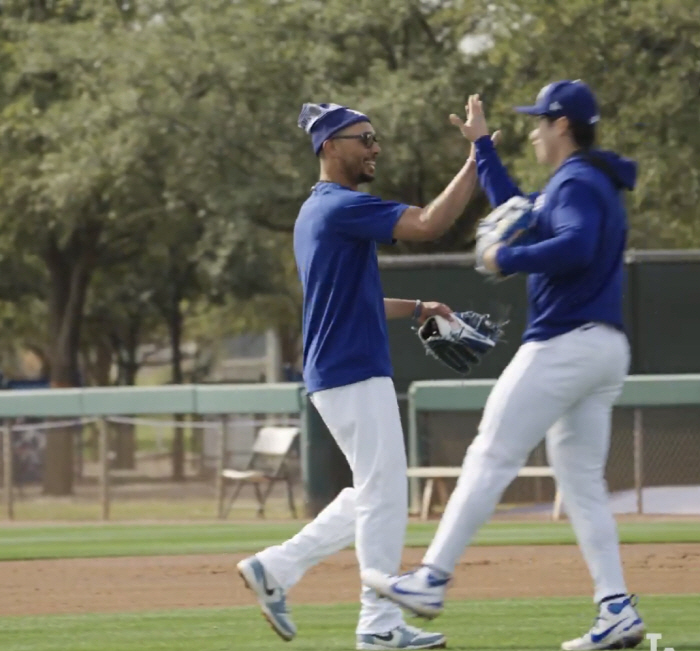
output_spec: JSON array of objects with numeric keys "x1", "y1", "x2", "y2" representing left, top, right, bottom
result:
[
  {"x1": 475, "y1": 195, "x2": 538, "y2": 277},
  {"x1": 415, "y1": 310, "x2": 505, "y2": 375}
]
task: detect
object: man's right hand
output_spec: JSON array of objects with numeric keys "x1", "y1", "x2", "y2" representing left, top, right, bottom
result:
[{"x1": 451, "y1": 94, "x2": 490, "y2": 143}]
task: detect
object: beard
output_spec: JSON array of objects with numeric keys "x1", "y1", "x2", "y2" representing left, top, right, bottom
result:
[{"x1": 341, "y1": 159, "x2": 375, "y2": 186}]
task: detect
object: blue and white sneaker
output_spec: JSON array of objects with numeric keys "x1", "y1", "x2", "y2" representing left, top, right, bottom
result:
[
  {"x1": 356, "y1": 624, "x2": 446, "y2": 650},
  {"x1": 361, "y1": 566, "x2": 450, "y2": 619},
  {"x1": 562, "y1": 595, "x2": 645, "y2": 650},
  {"x1": 236, "y1": 556, "x2": 296, "y2": 641}
]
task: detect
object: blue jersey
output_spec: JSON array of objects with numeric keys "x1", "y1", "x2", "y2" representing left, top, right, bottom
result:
[
  {"x1": 474, "y1": 136, "x2": 637, "y2": 342},
  {"x1": 293, "y1": 182, "x2": 409, "y2": 393}
]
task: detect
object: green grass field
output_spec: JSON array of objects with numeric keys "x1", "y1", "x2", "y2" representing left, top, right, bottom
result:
[
  {"x1": 1, "y1": 520, "x2": 698, "y2": 650},
  {"x1": 2, "y1": 596, "x2": 698, "y2": 651},
  {"x1": 1, "y1": 519, "x2": 699, "y2": 561}
]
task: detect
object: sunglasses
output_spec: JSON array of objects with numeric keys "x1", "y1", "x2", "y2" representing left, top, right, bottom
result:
[{"x1": 330, "y1": 132, "x2": 380, "y2": 148}]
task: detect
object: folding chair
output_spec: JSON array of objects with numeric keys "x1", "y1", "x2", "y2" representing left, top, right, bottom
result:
[{"x1": 220, "y1": 426, "x2": 300, "y2": 519}]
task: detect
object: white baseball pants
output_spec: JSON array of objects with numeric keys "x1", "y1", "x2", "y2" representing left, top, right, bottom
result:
[
  {"x1": 256, "y1": 376, "x2": 408, "y2": 634},
  {"x1": 423, "y1": 323, "x2": 630, "y2": 603}
]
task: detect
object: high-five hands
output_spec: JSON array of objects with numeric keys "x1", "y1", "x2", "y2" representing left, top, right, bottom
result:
[{"x1": 450, "y1": 94, "x2": 501, "y2": 154}]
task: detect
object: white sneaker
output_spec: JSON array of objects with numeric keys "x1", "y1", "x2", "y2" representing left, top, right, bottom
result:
[
  {"x1": 361, "y1": 566, "x2": 449, "y2": 619},
  {"x1": 356, "y1": 624, "x2": 446, "y2": 650},
  {"x1": 562, "y1": 595, "x2": 645, "y2": 650},
  {"x1": 236, "y1": 556, "x2": 296, "y2": 641}
]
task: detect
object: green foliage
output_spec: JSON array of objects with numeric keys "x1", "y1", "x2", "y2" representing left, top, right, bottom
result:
[
  {"x1": 480, "y1": 0, "x2": 700, "y2": 247},
  {"x1": 0, "y1": 0, "x2": 698, "y2": 382}
]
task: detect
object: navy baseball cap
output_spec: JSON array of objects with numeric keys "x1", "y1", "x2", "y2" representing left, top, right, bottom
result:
[{"x1": 514, "y1": 80, "x2": 600, "y2": 125}]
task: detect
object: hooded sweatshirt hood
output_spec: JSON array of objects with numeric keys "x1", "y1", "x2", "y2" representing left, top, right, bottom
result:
[{"x1": 572, "y1": 149, "x2": 637, "y2": 191}]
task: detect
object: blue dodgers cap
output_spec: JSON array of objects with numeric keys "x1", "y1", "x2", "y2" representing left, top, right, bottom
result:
[
  {"x1": 297, "y1": 103, "x2": 370, "y2": 155},
  {"x1": 514, "y1": 80, "x2": 600, "y2": 125}
]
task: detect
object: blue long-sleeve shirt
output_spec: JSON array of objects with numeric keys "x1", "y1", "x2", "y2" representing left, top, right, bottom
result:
[{"x1": 474, "y1": 135, "x2": 637, "y2": 342}]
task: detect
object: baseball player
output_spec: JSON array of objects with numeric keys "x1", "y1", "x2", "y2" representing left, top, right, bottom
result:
[
  {"x1": 362, "y1": 81, "x2": 646, "y2": 651},
  {"x1": 237, "y1": 101, "x2": 492, "y2": 650}
]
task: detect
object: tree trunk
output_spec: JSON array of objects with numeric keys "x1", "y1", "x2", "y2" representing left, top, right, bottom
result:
[
  {"x1": 42, "y1": 225, "x2": 100, "y2": 495},
  {"x1": 81, "y1": 335, "x2": 116, "y2": 468},
  {"x1": 112, "y1": 316, "x2": 141, "y2": 387},
  {"x1": 123, "y1": 319, "x2": 141, "y2": 386},
  {"x1": 83, "y1": 336, "x2": 113, "y2": 386},
  {"x1": 168, "y1": 294, "x2": 185, "y2": 481},
  {"x1": 112, "y1": 422, "x2": 136, "y2": 470},
  {"x1": 279, "y1": 322, "x2": 302, "y2": 377},
  {"x1": 111, "y1": 318, "x2": 141, "y2": 469}
]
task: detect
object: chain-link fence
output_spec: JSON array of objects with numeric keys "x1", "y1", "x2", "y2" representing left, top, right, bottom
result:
[
  {"x1": 0, "y1": 412, "x2": 302, "y2": 520},
  {"x1": 414, "y1": 405, "x2": 700, "y2": 515}
]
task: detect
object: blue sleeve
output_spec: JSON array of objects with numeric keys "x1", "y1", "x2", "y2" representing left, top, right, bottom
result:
[
  {"x1": 332, "y1": 193, "x2": 409, "y2": 244},
  {"x1": 474, "y1": 135, "x2": 524, "y2": 207},
  {"x1": 496, "y1": 180, "x2": 602, "y2": 276}
]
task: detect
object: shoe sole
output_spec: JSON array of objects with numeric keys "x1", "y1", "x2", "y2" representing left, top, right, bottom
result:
[
  {"x1": 356, "y1": 638, "x2": 447, "y2": 650},
  {"x1": 237, "y1": 564, "x2": 295, "y2": 642},
  {"x1": 603, "y1": 632, "x2": 645, "y2": 650},
  {"x1": 361, "y1": 570, "x2": 443, "y2": 620},
  {"x1": 562, "y1": 630, "x2": 645, "y2": 650}
]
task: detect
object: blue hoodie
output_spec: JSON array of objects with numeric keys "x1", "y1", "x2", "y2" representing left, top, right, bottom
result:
[{"x1": 474, "y1": 135, "x2": 638, "y2": 342}]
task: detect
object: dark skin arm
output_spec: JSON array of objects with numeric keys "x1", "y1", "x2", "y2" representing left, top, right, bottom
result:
[
  {"x1": 392, "y1": 95, "x2": 501, "y2": 242},
  {"x1": 384, "y1": 298, "x2": 453, "y2": 324}
]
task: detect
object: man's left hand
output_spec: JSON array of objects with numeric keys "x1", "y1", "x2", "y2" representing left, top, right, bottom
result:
[{"x1": 418, "y1": 301, "x2": 453, "y2": 324}]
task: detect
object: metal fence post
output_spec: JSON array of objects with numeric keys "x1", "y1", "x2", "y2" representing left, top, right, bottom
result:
[
  {"x1": 98, "y1": 418, "x2": 110, "y2": 521},
  {"x1": 216, "y1": 416, "x2": 228, "y2": 519},
  {"x1": 3, "y1": 421, "x2": 13, "y2": 520},
  {"x1": 407, "y1": 389, "x2": 420, "y2": 515},
  {"x1": 633, "y1": 408, "x2": 644, "y2": 515},
  {"x1": 298, "y1": 391, "x2": 310, "y2": 512}
]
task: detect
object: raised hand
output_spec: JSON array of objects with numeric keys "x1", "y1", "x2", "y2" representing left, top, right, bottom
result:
[{"x1": 450, "y1": 94, "x2": 490, "y2": 143}]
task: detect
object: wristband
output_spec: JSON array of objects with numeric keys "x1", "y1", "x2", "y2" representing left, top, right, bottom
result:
[{"x1": 412, "y1": 299, "x2": 423, "y2": 321}]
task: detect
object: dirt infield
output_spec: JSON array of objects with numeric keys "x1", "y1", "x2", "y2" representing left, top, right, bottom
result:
[{"x1": 2, "y1": 543, "x2": 698, "y2": 617}]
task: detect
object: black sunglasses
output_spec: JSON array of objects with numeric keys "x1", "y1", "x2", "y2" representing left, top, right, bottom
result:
[{"x1": 330, "y1": 132, "x2": 380, "y2": 148}]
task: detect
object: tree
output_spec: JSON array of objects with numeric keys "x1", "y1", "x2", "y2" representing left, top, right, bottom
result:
[
  {"x1": 3, "y1": 0, "x2": 696, "y2": 496},
  {"x1": 0, "y1": 2, "x2": 169, "y2": 492},
  {"x1": 475, "y1": 0, "x2": 700, "y2": 247}
]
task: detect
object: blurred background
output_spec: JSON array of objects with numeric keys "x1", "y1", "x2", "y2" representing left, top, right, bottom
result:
[{"x1": 0, "y1": 0, "x2": 699, "y2": 520}]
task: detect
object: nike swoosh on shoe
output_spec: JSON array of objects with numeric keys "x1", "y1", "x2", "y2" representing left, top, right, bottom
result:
[
  {"x1": 590, "y1": 621, "x2": 623, "y2": 644},
  {"x1": 260, "y1": 572, "x2": 276, "y2": 596}
]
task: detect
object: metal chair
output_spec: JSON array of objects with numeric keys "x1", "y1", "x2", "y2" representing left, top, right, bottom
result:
[{"x1": 219, "y1": 426, "x2": 300, "y2": 519}]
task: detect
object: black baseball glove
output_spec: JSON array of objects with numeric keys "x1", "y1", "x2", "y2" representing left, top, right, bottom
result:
[{"x1": 415, "y1": 310, "x2": 505, "y2": 375}]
